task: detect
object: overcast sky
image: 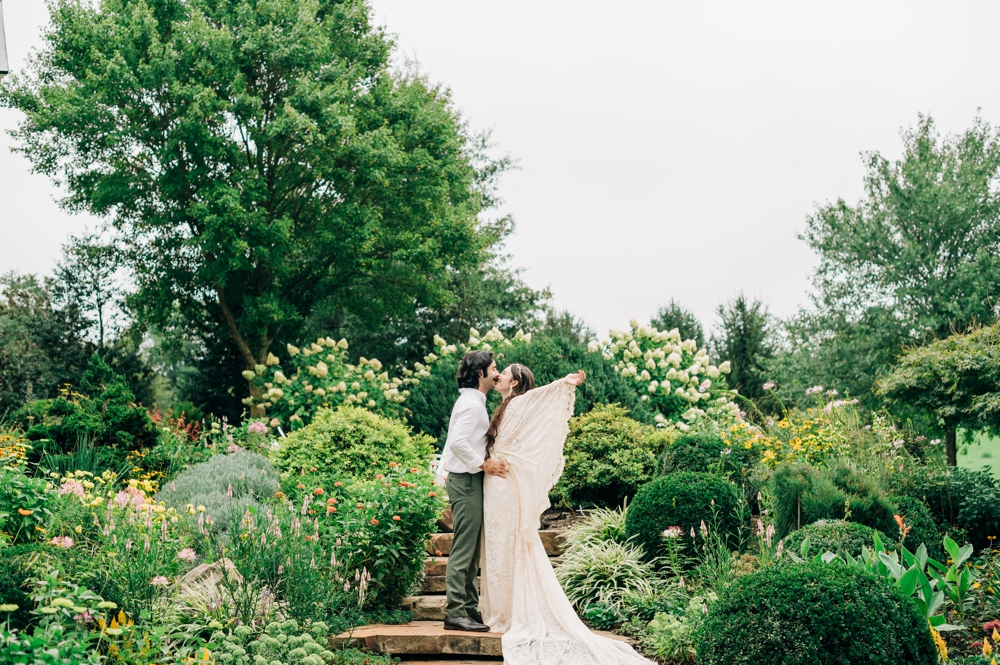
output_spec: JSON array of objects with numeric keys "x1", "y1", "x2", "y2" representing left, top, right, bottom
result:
[{"x1": 3, "y1": 1, "x2": 1000, "y2": 339}]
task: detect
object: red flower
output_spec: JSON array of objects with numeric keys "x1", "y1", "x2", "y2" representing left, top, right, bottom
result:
[
  {"x1": 984, "y1": 621, "x2": 1000, "y2": 633},
  {"x1": 370, "y1": 518, "x2": 379, "y2": 526}
]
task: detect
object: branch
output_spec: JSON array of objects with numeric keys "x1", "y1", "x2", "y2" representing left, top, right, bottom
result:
[{"x1": 216, "y1": 286, "x2": 257, "y2": 368}]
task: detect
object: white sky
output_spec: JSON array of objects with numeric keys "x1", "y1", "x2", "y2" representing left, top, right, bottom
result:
[{"x1": 3, "y1": 1, "x2": 1000, "y2": 339}]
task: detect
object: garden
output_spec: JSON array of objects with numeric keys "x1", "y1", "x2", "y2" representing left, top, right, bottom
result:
[{"x1": 4, "y1": 1, "x2": 1000, "y2": 663}]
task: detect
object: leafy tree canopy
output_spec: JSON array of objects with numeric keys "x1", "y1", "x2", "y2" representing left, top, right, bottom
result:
[
  {"x1": 710, "y1": 292, "x2": 774, "y2": 402},
  {"x1": 1, "y1": 0, "x2": 514, "y2": 414},
  {"x1": 775, "y1": 115, "x2": 1000, "y2": 408}
]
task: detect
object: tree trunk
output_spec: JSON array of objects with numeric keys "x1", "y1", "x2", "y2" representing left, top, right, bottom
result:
[{"x1": 946, "y1": 429, "x2": 957, "y2": 467}]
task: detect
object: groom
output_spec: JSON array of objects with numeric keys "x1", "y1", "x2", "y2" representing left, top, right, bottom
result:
[{"x1": 439, "y1": 349, "x2": 508, "y2": 632}]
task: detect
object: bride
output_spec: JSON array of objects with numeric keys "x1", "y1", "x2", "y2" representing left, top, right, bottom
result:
[{"x1": 480, "y1": 364, "x2": 654, "y2": 665}]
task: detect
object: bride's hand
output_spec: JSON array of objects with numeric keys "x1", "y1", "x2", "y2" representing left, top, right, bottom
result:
[{"x1": 563, "y1": 370, "x2": 586, "y2": 386}]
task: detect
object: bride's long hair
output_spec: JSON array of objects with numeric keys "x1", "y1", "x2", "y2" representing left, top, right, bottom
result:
[{"x1": 484, "y1": 364, "x2": 536, "y2": 460}]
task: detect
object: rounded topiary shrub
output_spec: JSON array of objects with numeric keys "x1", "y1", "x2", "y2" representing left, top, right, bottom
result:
[
  {"x1": 781, "y1": 519, "x2": 888, "y2": 558},
  {"x1": 658, "y1": 432, "x2": 756, "y2": 476},
  {"x1": 696, "y1": 561, "x2": 938, "y2": 665},
  {"x1": 552, "y1": 404, "x2": 673, "y2": 508},
  {"x1": 625, "y1": 472, "x2": 742, "y2": 561},
  {"x1": 271, "y1": 405, "x2": 435, "y2": 482}
]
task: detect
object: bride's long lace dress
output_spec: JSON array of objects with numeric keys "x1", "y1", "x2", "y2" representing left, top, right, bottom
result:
[{"x1": 481, "y1": 379, "x2": 654, "y2": 665}]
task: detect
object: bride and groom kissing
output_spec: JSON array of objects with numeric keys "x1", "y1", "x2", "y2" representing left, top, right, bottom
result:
[{"x1": 435, "y1": 350, "x2": 653, "y2": 664}]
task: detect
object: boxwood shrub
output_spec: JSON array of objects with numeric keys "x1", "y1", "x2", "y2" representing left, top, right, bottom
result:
[
  {"x1": 552, "y1": 404, "x2": 673, "y2": 508},
  {"x1": 780, "y1": 519, "x2": 888, "y2": 558},
  {"x1": 658, "y1": 432, "x2": 756, "y2": 476},
  {"x1": 696, "y1": 561, "x2": 938, "y2": 665},
  {"x1": 891, "y1": 495, "x2": 944, "y2": 559},
  {"x1": 625, "y1": 472, "x2": 742, "y2": 561},
  {"x1": 271, "y1": 406, "x2": 434, "y2": 482}
]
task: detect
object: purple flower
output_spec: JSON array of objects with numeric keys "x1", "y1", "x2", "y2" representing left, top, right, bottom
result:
[{"x1": 762, "y1": 382, "x2": 776, "y2": 391}]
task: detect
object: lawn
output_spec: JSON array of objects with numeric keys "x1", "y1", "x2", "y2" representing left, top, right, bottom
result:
[{"x1": 958, "y1": 429, "x2": 1000, "y2": 479}]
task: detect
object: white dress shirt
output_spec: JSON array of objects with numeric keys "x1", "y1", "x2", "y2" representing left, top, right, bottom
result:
[{"x1": 438, "y1": 388, "x2": 490, "y2": 477}]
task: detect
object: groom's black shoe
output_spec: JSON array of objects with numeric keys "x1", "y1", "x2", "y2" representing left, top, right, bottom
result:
[{"x1": 444, "y1": 616, "x2": 490, "y2": 632}]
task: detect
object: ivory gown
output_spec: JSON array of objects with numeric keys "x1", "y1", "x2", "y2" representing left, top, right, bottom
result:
[{"x1": 480, "y1": 378, "x2": 655, "y2": 665}]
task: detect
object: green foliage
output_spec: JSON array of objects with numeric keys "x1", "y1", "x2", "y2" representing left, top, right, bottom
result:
[
  {"x1": 553, "y1": 404, "x2": 673, "y2": 508},
  {"x1": 562, "y1": 505, "x2": 629, "y2": 549},
  {"x1": 1, "y1": 0, "x2": 504, "y2": 420},
  {"x1": 770, "y1": 463, "x2": 896, "y2": 539},
  {"x1": 0, "y1": 469, "x2": 56, "y2": 544},
  {"x1": 210, "y1": 619, "x2": 336, "y2": 665},
  {"x1": 271, "y1": 406, "x2": 435, "y2": 482},
  {"x1": 658, "y1": 432, "x2": 759, "y2": 492},
  {"x1": 650, "y1": 299, "x2": 705, "y2": 349},
  {"x1": 156, "y1": 451, "x2": 279, "y2": 537},
  {"x1": 625, "y1": 472, "x2": 742, "y2": 562},
  {"x1": 554, "y1": 538, "x2": 655, "y2": 611},
  {"x1": 695, "y1": 562, "x2": 939, "y2": 665},
  {"x1": 0, "y1": 544, "x2": 43, "y2": 630},
  {"x1": 0, "y1": 272, "x2": 93, "y2": 416},
  {"x1": 406, "y1": 327, "x2": 655, "y2": 443},
  {"x1": 893, "y1": 465, "x2": 1000, "y2": 551},
  {"x1": 710, "y1": 293, "x2": 775, "y2": 402},
  {"x1": 892, "y1": 495, "x2": 942, "y2": 558},
  {"x1": 879, "y1": 322, "x2": 1000, "y2": 445},
  {"x1": 773, "y1": 115, "x2": 1000, "y2": 411},
  {"x1": 15, "y1": 355, "x2": 156, "y2": 454},
  {"x1": 645, "y1": 594, "x2": 716, "y2": 664},
  {"x1": 781, "y1": 519, "x2": 888, "y2": 558}
]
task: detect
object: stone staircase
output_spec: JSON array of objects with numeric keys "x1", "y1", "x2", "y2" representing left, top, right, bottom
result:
[{"x1": 329, "y1": 517, "x2": 570, "y2": 663}]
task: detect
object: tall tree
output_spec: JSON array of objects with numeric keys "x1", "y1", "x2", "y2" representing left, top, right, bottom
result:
[
  {"x1": 711, "y1": 293, "x2": 774, "y2": 401},
  {"x1": 650, "y1": 300, "x2": 705, "y2": 348},
  {"x1": 780, "y1": 115, "x2": 1000, "y2": 406},
  {"x1": 54, "y1": 232, "x2": 123, "y2": 348},
  {"x1": 879, "y1": 323, "x2": 1000, "y2": 465},
  {"x1": 2, "y1": 0, "x2": 502, "y2": 415}
]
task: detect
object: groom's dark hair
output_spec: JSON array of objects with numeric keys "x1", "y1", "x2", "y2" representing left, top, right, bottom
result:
[{"x1": 456, "y1": 350, "x2": 495, "y2": 389}]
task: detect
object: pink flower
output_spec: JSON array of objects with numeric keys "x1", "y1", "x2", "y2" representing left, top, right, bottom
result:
[
  {"x1": 177, "y1": 548, "x2": 197, "y2": 564},
  {"x1": 49, "y1": 536, "x2": 74, "y2": 548},
  {"x1": 762, "y1": 382, "x2": 776, "y2": 391},
  {"x1": 662, "y1": 526, "x2": 684, "y2": 539},
  {"x1": 248, "y1": 421, "x2": 268, "y2": 434},
  {"x1": 58, "y1": 480, "x2": 85, "y2": 498},
  {"x1": 151, "y1": 576, "x2": 169, "y2": 587},
  {"x1": 114, "y1": 487, "x2": 145, "y2": 510}
]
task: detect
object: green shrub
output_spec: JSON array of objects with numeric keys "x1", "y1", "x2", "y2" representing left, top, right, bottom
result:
[
  {"x1": 156, "y1": 451, "x2": 279, "y2": 535},
  {"x1": 625, "y1": 472, "x2": 742, "y2": 562},
  {"x1": 659, "y1": 432, "x2": 756, "y2": 475},
  {"x1": 0, "y1": 544, "x2": 43, "y2": 630},
  {"x1": 771, "y1": 463, "x2": 896, "y2": 539},
  {"x1": 894, "y1": 465, "x2": 1000, "y2": 551},
  {"x1": 781, "y1": 519, "x2": 888, "y2": 558},
  {"x1": 271, "y1": 406, "x2": 434, "y2": 482},
  {"x1": 645, "y1": 594, "x2": 715, "y2": 664},
  {"x1": 0, "y1": 469, "x2": 56, "y2": 544},
  {"x1": 14, "y1": 355, "x2": 156, "y2": 454},
  {"x1": 211, "y1": 619, "x2": 336, "y2": 665},
  {"x1": 696, "y1": 561, "x2": 939, "y2": 665},
  {"x1": 552, "y1": 405, "x2": 674, "y2": 508},
  {"x1": 891, "y1": 495, "x2": 943, "y2": 558},
  {"x1": 562, "y1": 505, "x2": 629, "y2": 549},
  {"x1": 554, "y1": 538, "x2": 655, "y2": 611}
]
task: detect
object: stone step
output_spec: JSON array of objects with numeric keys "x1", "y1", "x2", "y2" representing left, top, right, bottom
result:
[
  {"x1": 330, "y1": 621, "x2": 631, "y2": 657},
  {"x1": 422, "y1": 555, "x2": 563, "y2": 580},
  {"x1": 427, "y1": 530, "x2": 566, "y2": 557},
  {"x1": 400, "y1": 595, "x2": 448, "y2": 620},
  {"x1": 398, "y1": 661, "x2": 502, "y2": 664}
]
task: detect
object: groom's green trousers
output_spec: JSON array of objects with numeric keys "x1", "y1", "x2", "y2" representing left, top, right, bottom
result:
[{"x1": 444, "y1": 471, "x2": 484, "y2": 618}]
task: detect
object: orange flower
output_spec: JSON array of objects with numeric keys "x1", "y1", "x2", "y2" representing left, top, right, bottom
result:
[
  {"x1": 410, "y1": 467, "x2": 419, "y2": 474},
  {"x1": 334, "y1": 481, "x2": 342, "y2": 487},
  {"x1": 428, "y1": 492, "x2": 437, "y2": 498},
  {"x1": 894, "y1": 514, "x2": 911, "y2": 539},
  {"x1": 17, "y1": 509, "x2": 32, "y2": 516},
  {"x1": 310, "y1": 467, "x2": 318, "y2": 472},
  {"x1": 389, "y1": 462, "x2": 398, "y2": 468},
  {"x1": 313, "y1": 487, "x2": 324, "y2": 496},
  {"x1": 327, "y1": 506, "x2": 337, "y2": 514},
  {"x1": 375, "y1": 474, "x2": 384, "y2": 479},
  {"x1": 274, "y1": 491, "x2": 286, "y2": 500},
  {"x1": 357, "y1": 503, "x2": 365, "y2": 509},
  {"x1": 327, "y1": 498, "x2": 337, "y2": 505},
  {"x1": 370, "y1": 518, "x2": 379, "y2": 526},
  {"x1": 296, "y1": 483, "x2": 306, "y2": 489},
  {"x1": 392, "y1": 515, "x2": 401, "y2": 521}
]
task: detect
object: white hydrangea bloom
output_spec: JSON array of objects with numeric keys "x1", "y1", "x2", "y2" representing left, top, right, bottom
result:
[
  {"x1": 648, "y1": 381, "x2": 659, "y2": 393},
  {"x1": 667, "y1": 352, "x2": 682, "y2": 367},
  {"x1": 707, "y1": 366, "x2": 719, "y2": 378},
  {"x1": 640, "y1": 369, "x2": 651, "y2": 381},
  {"x1": 587, "y1": 341, "x2": 600, "y2": 353},
  {"x1": 314, "y1": 388, "x2": 325, "y2": 397},
  {"x1": 645, "y1": 359, "x2": 657, "y2": 370},
  {"x1": 681, "y1": 339, "x2": 697, "y2": 353},
  {"x1": 719, "y1": 361, "x2": 731, "y2": 374},
  {"x1": 241, "y1": 370, "x2": 256, "y2": 381},
  {"x1": 274, "y1": 371, "x2": 287, "y2": 384},
  {"x1": 287, "y1": 344, "x2": 300, "y2": 357}
]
